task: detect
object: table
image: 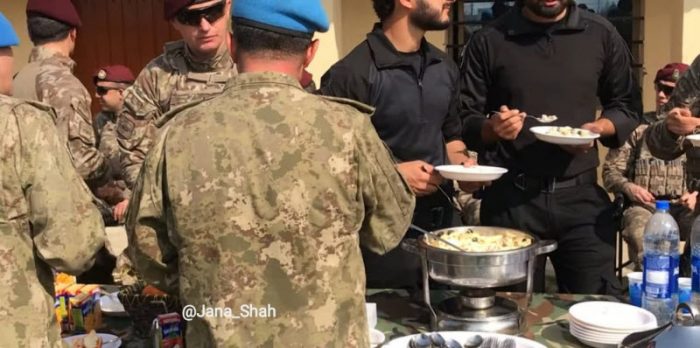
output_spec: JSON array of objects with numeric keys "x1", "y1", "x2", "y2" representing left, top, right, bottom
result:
[
  {"x1": 368, "y1": 289, "x2": 622, "y2": 348},
  {"x1": 98, "y1": 287, "x2": 622, "y2": 347}
]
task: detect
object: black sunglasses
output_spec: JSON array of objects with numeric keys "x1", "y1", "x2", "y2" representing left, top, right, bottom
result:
[
  {"x1": 96, "y1": 86, "x2": 119, "y2": 96},
  {"x1": 175, "y1": 1, "x2": 225, "y2": 27},
  {"x1": 656, "y1": 83, "x2": 675, "y2": 96}
]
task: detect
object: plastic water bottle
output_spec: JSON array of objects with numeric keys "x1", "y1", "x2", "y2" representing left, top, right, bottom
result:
[
  {"x1": 642, "y1": 200, "x2": 680, "y2": 325},
  {"x1": 691, "y1": 215, "x2": 700, "y2": 309}
]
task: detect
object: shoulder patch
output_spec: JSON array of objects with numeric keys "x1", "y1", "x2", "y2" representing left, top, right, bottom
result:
[
  {"x1": 117, "y1": 117, "x2": 135, "y2": 139},
  {"x1": 319, "y1": 95, "x2": 375, "y2": 115}
]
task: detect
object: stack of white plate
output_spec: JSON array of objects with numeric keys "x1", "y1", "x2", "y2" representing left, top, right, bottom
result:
[{"x1": 568, "y1": 301, "x2": 658, "y2": 348}]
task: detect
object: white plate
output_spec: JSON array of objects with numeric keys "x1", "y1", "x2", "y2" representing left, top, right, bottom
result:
[
  {"x1": 382, "y1": 331, "x2": 546, "y2": 348},
  {"x1": 570, "y1": 315, "x2": 656, "y2": 334},
  {"x1": 370, "y1": 328, "x2": 385, "y2": 348},
  {"x1": 569, "y1": 301, "x2": 657, "y2": 331},
  {"x1": 569, "y1": 324, "x2": 629, "y2": 343},
  {"x1": 435, "y1": 165, "x2": 508, "y2": 182},
  {"x1": 569, "y1": 331, "x2": 618, "y2": 348},
  {"x1": 687, "y1": 134, "x2": 700, "y2": 147},
  {"x1": 63, "y1": 333, "x2": 121, "y2": 348},
  {"x1": 99, "y1": 292, "x2": 127, "y2": 316},
  {"x1": 530, "y1": 126, "x2": 600, "y2": 145}
]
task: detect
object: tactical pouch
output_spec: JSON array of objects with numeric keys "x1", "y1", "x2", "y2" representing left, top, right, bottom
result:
[{"x1": 633, "y1": 159, "x2": 650, "y2": 189}]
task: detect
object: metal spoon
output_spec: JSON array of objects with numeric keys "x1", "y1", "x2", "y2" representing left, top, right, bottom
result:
[
  {"x1": 409, "y1": 224, "x2": 470, "y2": 253},
  {"x1": 462, "y1": 334, "x2": 484, "y2": 348}
]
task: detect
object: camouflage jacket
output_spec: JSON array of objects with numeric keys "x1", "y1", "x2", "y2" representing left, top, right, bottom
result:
[
  {"x1": 94, "y1": 111, "x2": 130, "y2": 205},
  {"x1": 0, "y1": 95, "x2": 105, "y2": 347},
  {"x1": 603, "y1": 124, "x2": 686, "y2": 204},
  {"x1": 126, "y1": 72, "x2": 416, "y2": 348},
  {"x1": 116, "y1": 41, "x2": 235, "y2": 188},
  {"x1": 646, "y1": 54, "x2": 700, "y2": 192},
  {"x1": 13, "y1": 46, "x2": 110, "y2": 189}
]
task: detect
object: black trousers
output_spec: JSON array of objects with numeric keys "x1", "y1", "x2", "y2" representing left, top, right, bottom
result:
[
  {"x1": 362, "y1": 185, "x2": 459, "y2": 289},
  {"x1": 481, "y1": 172, "x2": 623, "y2": 295}
]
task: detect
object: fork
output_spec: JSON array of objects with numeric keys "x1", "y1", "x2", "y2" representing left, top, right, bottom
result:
[{"x1": 487, "y1": 111, "x2": 558, "y2": 123}]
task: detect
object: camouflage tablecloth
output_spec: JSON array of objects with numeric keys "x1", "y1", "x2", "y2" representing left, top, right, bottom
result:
[
  {"x1": 99, "y1": 287, "x2": 621, "y2": 347},
  {"x1": 367, "y1": 289, "x2": 623, "y2": 348}
]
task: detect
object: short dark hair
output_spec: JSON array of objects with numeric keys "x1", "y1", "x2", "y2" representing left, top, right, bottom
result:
[
  {"x1": 27, "y1": 15, "x2": 72, "y2": 45},
  {"x1": 372, "y1": 0, "x2": 395, "y2": 21},
  {"x1": 231, "y1": 22, "x2": 311, "y2": 59}
]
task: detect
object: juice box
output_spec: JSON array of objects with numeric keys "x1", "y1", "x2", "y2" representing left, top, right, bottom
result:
[
  {"x1": 70, "y1": 293, "x2": 98, "y2": 333},
  {"x1": 153, "y1": 313, "x2": 183, "y2": 348}
]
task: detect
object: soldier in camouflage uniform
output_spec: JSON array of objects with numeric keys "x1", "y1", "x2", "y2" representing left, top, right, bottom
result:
[
  {"x1": 117, "y1": 0, "x2": 236, "y2": 189},
  {"x1": 647, "y1": 56, "x2": 700, "y2": 199},
  {"x1": 92, "y1": 65, "x2": 135, "y2": 224},
  {"x1": 13, "y1": 0, "x2": 111, "y2": 191},
  {"x1": 126, "y1": 1, "x2": 416, "y2": 346},
  {"x1": 0, "y1": 14, "x2": 105, "y2": 347},
  {"x1": 603, "y1": 63, "x2": 694, "y2": 271}
]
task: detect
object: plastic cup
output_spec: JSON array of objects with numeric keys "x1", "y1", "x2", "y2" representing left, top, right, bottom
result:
[
  {"x1": 365, "y1": 302, "x2": 377, "y2": 329},
  {"x1": 627, "y1": 272, "x2": 643, "y2": 307},
  {"x1": 679, "y1": 277, "x2": 692, "y2": 304}
]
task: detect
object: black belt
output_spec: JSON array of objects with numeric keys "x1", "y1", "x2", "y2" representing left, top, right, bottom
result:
[{"x1": 513, "y1": 170, "x2": 597, "y2": 193}]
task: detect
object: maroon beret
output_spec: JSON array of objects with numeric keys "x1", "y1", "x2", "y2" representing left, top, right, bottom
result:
[
  {"x1": 26, "y1": 0, "x2": 81, "y2": 28},
  {"x1": 164, "y1": 0, "x2": 211, "y2": 20},
  {"x1": 93, "y1": 65, "x2": 135, "y2": 85},
  {"x1": 655, "y1": 63, "x2": 690, "y2": 84}
]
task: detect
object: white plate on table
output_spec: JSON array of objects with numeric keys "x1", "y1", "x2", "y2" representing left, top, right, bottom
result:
[
  {"x1": 63, "y1": 333, "x2": 121, "y2": 348},
  {"x1": 530, "y1": 126, "x2": 600, "y2": 145},
  {"x1": 435, "y1": 165, "x2": 508, "y2": 182},
  {"x1": 382, "y1": 331, "x2": 545, "y2": 348},
  {"x1": 568, "y1": 301, "x2": 657, "y2": 331},
  {"x1": 99, "y1": 292, "x2": 127, "y2": 317}
]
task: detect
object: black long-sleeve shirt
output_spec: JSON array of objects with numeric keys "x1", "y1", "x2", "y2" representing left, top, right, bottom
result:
[
  {"x1": 461, "y1": 5, "x2": 641, "y2": 178},
  {"x1": 319, "y1": 24, "x2": 462, "y2": 167}
]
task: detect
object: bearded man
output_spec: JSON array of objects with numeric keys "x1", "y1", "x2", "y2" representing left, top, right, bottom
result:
[
  {"x1": 459, "y1": 0, "x2": 641, "y2": 294},
  {"x1": 319, "y1": 0, "x2": 481, "y2": 290}
]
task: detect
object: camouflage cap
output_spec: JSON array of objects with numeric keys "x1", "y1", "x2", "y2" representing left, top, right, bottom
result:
[{"x1": 655, "y1": 63, "x2": 690, "y2": 84}]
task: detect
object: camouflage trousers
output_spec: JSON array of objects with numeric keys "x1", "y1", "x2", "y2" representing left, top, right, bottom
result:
[{"x1": 622, "y1": 203, "x2": 694, "y2": 270}]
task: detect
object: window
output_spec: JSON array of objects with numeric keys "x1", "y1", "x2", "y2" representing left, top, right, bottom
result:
[{"x1": 448, "y1": 0, "x2": 644, "y2": 82}]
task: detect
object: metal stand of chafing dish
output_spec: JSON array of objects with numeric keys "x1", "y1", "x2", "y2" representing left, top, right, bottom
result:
[{"x1": 418, "y1": 247, "x2": 535, "y2": 335}]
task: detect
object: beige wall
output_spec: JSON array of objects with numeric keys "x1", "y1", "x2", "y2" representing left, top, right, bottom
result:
[
  {"x1": 682, "y1": 0, "x2": 700, "y2": 64},
  {"x1": 308, "y1": 0, "x2": 342, "y2": 85},
  {"x1": 643, "y1": 0, "x2": 684, "y2": 112},
  {"x1": 0, "y1": 0, "x2": 29, "y2": 74}
]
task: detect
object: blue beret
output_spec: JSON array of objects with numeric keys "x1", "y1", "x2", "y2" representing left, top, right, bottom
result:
[
  {"x1": 0, "y1": 12, "x2": 19, "y2": 47},
  {"x1": 232, "y1": 0, "x2": 330, "y2": 38}
]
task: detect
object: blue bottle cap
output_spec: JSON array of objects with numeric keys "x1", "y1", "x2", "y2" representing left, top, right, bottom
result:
[{"x1": 656, "y1": 200, "x2": 670, "y2": 211}]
